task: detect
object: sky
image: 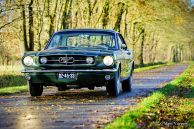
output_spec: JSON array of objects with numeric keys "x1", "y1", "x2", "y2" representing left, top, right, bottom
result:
[{"x1": 191, "y1": 0, "x2": 194, "y2": 6}]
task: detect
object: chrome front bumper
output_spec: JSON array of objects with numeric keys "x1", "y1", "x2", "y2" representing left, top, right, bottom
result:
[{"x1": 21, "y1": 69, "x2": 118, "y2": 73}]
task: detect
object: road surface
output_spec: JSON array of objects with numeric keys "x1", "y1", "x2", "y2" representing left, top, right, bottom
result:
[{"x1": 0, "y1": 64, "x2": 188, "y2": 129}]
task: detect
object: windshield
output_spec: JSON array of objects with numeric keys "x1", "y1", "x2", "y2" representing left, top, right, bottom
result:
[{"x1": 47, "y1": 32, "x2": 116, "y2": 49}]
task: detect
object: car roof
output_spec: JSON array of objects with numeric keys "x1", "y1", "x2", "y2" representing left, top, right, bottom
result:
[{"x1": 56, "y1": 29, "x2": 119, "y2": 34}]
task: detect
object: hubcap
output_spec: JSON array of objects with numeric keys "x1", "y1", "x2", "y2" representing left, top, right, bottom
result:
[
  {"x1": 130, "y1": 75, "x2": 133, "y2": 87},
  {"x1": 116, "y1": 76, "x2": 122, "y2": 94}
]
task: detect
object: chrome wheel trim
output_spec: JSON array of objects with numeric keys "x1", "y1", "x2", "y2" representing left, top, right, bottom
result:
[
  {"x1": 130, "y1": 75, "x2": 133, "y2": 87},
  {"x1": 116, "y1": 74, "x2": 122, "y2": 95}
]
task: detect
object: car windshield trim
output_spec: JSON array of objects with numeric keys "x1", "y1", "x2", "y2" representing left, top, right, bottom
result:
[
  {"x1": 46, "y1": 32, "x2": 117, "y2": 50},
  {"x1": 50, "y1": 46, "x2": 108, "y2": 49}
]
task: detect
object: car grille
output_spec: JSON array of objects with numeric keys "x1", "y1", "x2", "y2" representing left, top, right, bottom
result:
[{"x1": 39, "y1": 55, "x2": 95, "y2": 65}]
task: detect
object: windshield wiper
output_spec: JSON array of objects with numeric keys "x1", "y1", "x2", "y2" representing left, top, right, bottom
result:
[
  {"x1": 52, "y1": 45, "x2": 108, "y2": 50},
  {"x1": 54, "y1": 46, "x2": 76, "y2": 49},
  {"x1": 77, "y1": 44, "x2": 108, "y2": 49},
  {"x1": 94, "y1": 45, "x2": 108, "y2": 49},
  {"x1": 77, "y1": 44, "x2": 92, "y2": 47}
]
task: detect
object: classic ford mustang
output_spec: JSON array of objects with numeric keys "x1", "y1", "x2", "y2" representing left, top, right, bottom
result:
[{"x1": 22, "y1": 29, "x2": 134, "y2": 96}]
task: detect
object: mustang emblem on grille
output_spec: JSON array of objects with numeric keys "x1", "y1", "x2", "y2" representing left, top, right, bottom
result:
[{"x1": 59, "y1": 57, "x2": 74, "y2": 63}]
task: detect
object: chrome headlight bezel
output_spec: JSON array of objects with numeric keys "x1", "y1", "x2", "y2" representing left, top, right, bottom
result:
[
  {"x1": 103, "y1": 56, "x2": 114, "y2": 66},
  {"x1": 40, "y1": 57, "x2": 48, "y2": 64},
  {"x1": 23, "y1": 56, "x2": 34, "y2": 66}
]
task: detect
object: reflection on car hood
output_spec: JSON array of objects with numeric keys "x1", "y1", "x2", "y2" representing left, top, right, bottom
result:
[{"x1": 37, "y1": 47, "x2": 114, "y2": 56}]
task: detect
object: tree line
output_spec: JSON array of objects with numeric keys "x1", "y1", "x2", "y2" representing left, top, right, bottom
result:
[{"x1": 0, "y1": 0, "x2": 194, "y2": 65}]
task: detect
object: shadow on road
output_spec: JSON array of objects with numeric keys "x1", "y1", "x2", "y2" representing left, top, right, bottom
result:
[{"x1": 29, "y1": 88, "x2": 110, "y2": 103}]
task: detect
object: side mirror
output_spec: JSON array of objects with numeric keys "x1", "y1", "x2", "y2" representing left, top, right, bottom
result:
[{"x1": 121, "y1": 44, "x2": 127, "y2": 50}]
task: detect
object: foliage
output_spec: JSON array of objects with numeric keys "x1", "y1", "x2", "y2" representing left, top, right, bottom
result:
[
  {"x1": 0, "y1": 0, "x2": 194, "y2": 65},
  {"x1": 0, "y1": 65, "x2": 26, "y2": 88},
  {"x1": 105, "y1": 62, "x2": 194, "y2": 129}
]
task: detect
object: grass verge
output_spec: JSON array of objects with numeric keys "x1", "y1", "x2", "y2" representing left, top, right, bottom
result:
[
  {"x1": 134, "y1": 62, "x2": 174, "y2": 73},
  {"x1": 0, "y1": 65, "x2": 27, "y2": 95},
  {"x1": 0, "y1": 65, "x2": 26, "y2": 88},
  {"x1": 105, "y1": 62, "x2": 194, "y2": 129},
  {"x1": 0, "y1": 86, "x2": 27, "y2": 95}
]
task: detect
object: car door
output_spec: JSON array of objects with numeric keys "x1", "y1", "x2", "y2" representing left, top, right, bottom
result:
[{"x1": 117, "y1": 34, "x2": 133, "y2": 79}]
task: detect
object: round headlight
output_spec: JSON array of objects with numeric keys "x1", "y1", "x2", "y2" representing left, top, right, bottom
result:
[
  {"x1": 103, "y1": 56, "x2": 114, "y2": 66},
  {"x1": 86, "y1": 57, "x2": 94, "y2": 64},
  {"x1": 23, "y1": 56, "x2": 34, "y2": 66},
  {"x1": 40, "y1": 57, "x2": 48, "y2": 64}
]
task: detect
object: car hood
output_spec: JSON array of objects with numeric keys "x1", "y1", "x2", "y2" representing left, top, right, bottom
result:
[{"x1": 37, "y1": 47, "x2": 114, "y2": 56}]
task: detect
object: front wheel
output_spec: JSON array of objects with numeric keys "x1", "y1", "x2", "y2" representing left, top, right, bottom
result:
[
  {"x1": 122, "y1": 73, "x2": 133, "y2": 92},
  {"x1": 88, "y1": 86, "x2": 95, "y2": 90},
  {"x1": 106, "y1": 70, "x2": 122, "y2": 97},
  {"x1": 28, "y1": 82, "x2": 43, "y2": 96}
]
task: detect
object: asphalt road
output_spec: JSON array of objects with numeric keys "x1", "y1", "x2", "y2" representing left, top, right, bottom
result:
[{"x1": 0, "y1": 64, "x2": 188, "y2": 129}]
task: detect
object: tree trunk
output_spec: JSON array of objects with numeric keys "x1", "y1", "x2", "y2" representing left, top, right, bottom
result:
[
  {"x1": 131, "y1": 22, "x2": 137, "y2": 51},
  {"x1": 139, "y1": 28, "x2": 145, "y2": 66},
  {"x1": 56, "y1": 0, "x2": 65, "y2": 30},
  {"x1": 86, "y1": 0, "x2": 97, "y2": 27},
  {"x1": 22, "y1": 4, "x2": 28, "y2": 51},
  {"x1": 102, "y1": 0, "x2": 110, "y2": 29},
  {"x1": 87, "y1": 0, "x2": 92, "y2": 26},
  {"x1": 36, "y1": 0, "x2": 46, "y2": 51},
  {"x1": 61, "y1": 0, "x2": 69, "y2": 29},
  {"x1": 48, "y1": 0, "x2": 58, "y2": 36},
  {"x1": 61, "y1": 0, "x2": 73, "y2": 29},
  {"x1": 124, "y1": 7, "x2": 128, "y2": 38},
  {"x1": 171, "y1": 46, "x2": 175, "y2": 62},
  {"x1": 74, "y1": 11, "x2": 78, "y2": 28},
  {"x1": 113, "y1": 2, "x2": 125, "y2": 32},
  {"x1": 192, "y1": 44, "x2": 194, "y2": 60},
  {"x1": 29, "y1": 0, "x2": 34, "y2": 51},
  {"x1": 152, "y1": 39, "x2": 159, "y2": 62}
]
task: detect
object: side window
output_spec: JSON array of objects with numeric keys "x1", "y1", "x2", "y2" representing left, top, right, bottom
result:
[
  {"x1": 118, "y1": 35, "x2": 123, "y2": 48},
  {"x1": 118, "y1": 34, "x2": 128, "y2": 50}
]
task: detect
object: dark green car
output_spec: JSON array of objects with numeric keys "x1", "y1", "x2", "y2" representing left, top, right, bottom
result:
[{"x1": 22, "y1": 29, "x2": 134, "y2": 97}]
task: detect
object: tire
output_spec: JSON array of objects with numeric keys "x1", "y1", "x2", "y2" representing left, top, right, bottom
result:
[
  {"x1": 106, "y1": 70, "x2": 122, "y2": 97},
  {"x1": 88, "y1": 86, "x2": 95, "y2": 90},
  {"x1": 57, "y1": 85, "x2": 67, "y2": 91},
  {"x1": 122, "y1": 74, "x2": 133, "y2": 92},
  {"x1": 28, "y1": 82, "x2": 43, "y2": 96}
]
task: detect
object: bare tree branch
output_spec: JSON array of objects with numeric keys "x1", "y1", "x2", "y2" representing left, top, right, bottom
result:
[{"x1": 0, "y1": 16, "x2": 22, "y2": 30}]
